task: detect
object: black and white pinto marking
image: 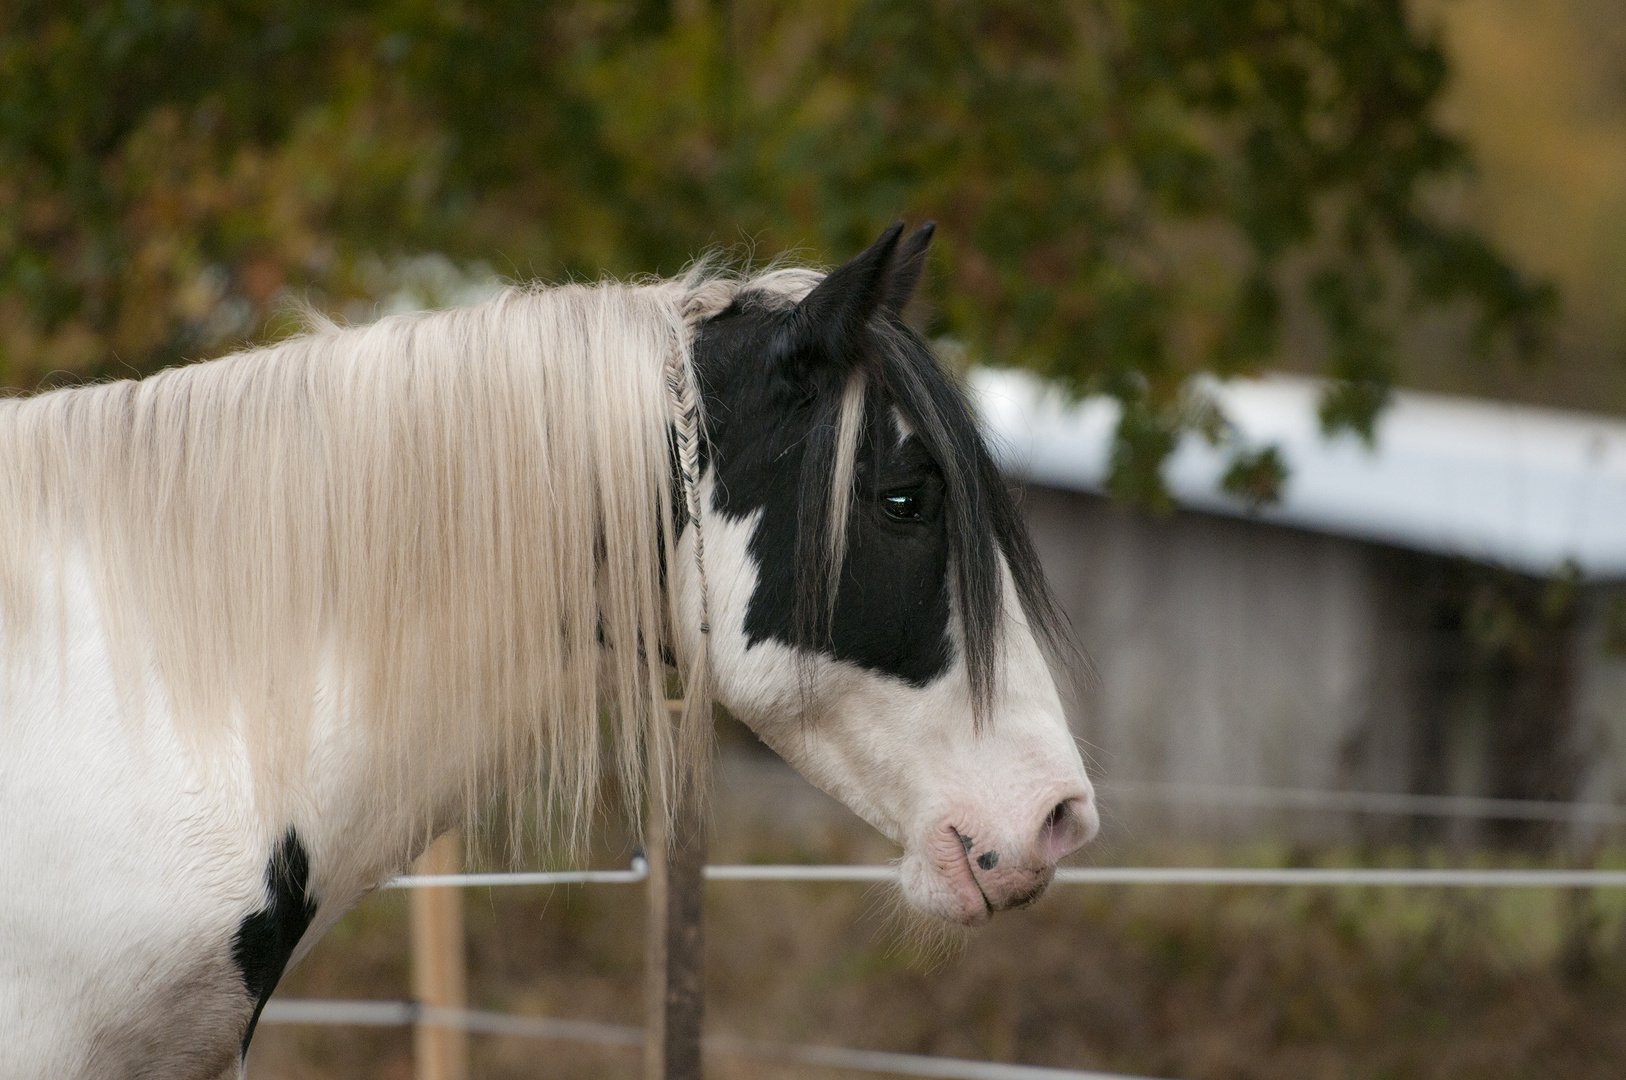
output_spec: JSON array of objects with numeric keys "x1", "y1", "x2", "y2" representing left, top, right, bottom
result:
[{"x1": 0, "y1": 224, "x2": 1095, "y2": 1078}]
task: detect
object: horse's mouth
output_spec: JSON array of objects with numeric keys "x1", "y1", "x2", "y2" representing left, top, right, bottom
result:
[
  {"x1": 948, "y1": 826, "x2": 1055, "y2": 917},
  {"x1": 951, "y1": 826, "x2": 994, "y2": 923},
  {"x1": 1000, "y1": 870, "x2": 1054, "y2": 911}
]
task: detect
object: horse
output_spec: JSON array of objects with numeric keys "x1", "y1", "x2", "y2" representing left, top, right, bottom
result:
[{"x1": 0, "y1": 222, "x2": 1096, "y2": 1078}]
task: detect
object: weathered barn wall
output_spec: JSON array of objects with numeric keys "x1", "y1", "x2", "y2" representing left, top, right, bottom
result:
[
  {"x1": 1570, "y1": 590, "x2": 1626, "y2": 827},
  {"x1": 1023, "y1": 486, "x2": 1416, "y2": 793},
  {"x1": 1019, "y1": 483, "x2": 1626, "y2": 845}
]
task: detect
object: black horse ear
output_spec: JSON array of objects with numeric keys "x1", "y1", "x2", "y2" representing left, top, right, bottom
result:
[
  {"x1": 780, "y1": 221, "x2": 938, "y2": 385},
  {"x1": 791, "y1": 221, "x2": 907, "y2": 352},
  {"x1": 881, "y1": 221, "x2": 934, "y2": 315}
]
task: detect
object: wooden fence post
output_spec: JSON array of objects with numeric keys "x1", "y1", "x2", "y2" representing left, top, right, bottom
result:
[
  {"x1": 646, "y1": 705, "x2": 707, "y2": 1080},
  {"x1": 411, "y1": 829, "x2": 468, "y2": 1080}
]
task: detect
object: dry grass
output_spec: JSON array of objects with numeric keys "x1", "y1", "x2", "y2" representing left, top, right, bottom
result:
[
  {"x1": 248, "y1": 822, "x2": 1626, "y2": 1079},
  {"x1": 248, "y1": 739, "x2": 1626, "y2": 1078}
]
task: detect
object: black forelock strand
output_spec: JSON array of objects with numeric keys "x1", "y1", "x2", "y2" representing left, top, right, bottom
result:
[{"x1": 873, "y1": 322, "x2": 1071, "y2": 727}]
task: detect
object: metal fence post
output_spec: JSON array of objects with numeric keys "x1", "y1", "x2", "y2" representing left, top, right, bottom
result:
[
  {"x1": 411, "y1": 829, "x2": 468, "y2": 1080},
  {"x1": 646, "y1": 704, "x2": 707, "y2": 1080}
]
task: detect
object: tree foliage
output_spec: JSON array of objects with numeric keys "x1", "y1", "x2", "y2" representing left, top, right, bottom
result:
[{"x1": 0, "y1": 0, "x2": 1554, "y2": 502}]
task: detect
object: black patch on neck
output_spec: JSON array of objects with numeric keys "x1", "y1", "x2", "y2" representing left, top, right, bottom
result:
[{"x1": 233, "y1": 828, "x2": 318, "y2": 1056}]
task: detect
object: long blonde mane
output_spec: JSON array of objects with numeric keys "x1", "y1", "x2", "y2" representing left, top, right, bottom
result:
[{"x1": 0, "y1": 269, "x2": 818, "y2": 850}]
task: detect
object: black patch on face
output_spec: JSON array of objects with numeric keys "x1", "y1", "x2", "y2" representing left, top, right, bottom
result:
[
  {"x1": 233, "y1": 828, "x2": 318, "y2": 1056},
  {"x1": 699, "y1": 304, "x2": 955, "y2": 684},
  {"x1": 688, "y1": 224, "x2": 1069, "y2": 720}
]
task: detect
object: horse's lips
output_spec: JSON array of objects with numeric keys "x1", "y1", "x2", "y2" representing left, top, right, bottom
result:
[
  {"x1": 955, "y1": 828, "x2": 996, "y2": 922},
  {"x1": 913, "y1": 822, "x2": 993, "y2": 925}
]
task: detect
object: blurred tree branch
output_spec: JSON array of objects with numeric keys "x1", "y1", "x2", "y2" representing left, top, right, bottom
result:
[{"x1": 0, "y1": 0, "x2": 1554, "y2": 505}]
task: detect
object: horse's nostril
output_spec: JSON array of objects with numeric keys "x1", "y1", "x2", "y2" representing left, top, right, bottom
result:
[{"x1": 1037, "y1": 795, "x2": 1095, "y2": 862}]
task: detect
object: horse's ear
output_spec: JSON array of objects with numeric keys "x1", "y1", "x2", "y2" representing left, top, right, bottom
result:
[
  {"x1": 780, "y1": 221, "x2": 933, "y2": 385},
  {"x1": 791, "y1": 221, "x2": 907, "y2": 354},
  {"x1": 881, "y1": 221, "x2": 934, "y2": 315}
]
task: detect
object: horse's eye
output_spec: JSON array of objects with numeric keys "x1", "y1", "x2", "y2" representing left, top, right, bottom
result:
[{"x1": 882, "y1": 488, "x2": 923, "y2": 523}]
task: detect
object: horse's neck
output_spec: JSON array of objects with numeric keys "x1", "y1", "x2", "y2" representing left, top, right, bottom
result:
[{"x1": 247, "y1": 651, "x2": 482, "y2": 907}]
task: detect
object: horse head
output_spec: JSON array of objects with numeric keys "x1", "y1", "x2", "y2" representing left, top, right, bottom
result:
[{"x1": 674, "y1": 223, "x2": 1098, "y2": 924}]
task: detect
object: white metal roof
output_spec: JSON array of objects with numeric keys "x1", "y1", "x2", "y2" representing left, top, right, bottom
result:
[{"x1": 970, "y1": 367, "x2": 1626, "y2": 580}]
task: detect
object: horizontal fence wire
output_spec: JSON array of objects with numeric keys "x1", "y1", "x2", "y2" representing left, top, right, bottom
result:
[
  {"x1": 384, "y1": 864, "x2": 1626, "y2": 889},
  {"x1": 262, "y1": 998, "x2": 643, "y2": 1046},
  {"x1": 1099, "y1": 780, "x2": 1626, "y2": 825},
  {"x1": 380, "y1": 781, "x2": 1626, "y2": 890},
  {"x1": 386, "y1": 866, "x2": 650, "y2": 889},
  {"x1": 258, "y1": 999, "x2": 1160, "y2": 1080}
]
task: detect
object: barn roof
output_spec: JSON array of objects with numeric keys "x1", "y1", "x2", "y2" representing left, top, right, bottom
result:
[{"x1": 971, "y1": 368, "x2": 1626, "y2": 580}]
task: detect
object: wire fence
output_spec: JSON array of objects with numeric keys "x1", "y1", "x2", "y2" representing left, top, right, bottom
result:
[
  {"x1": 380, "y1": 781, "x2": 1626, "y2": 891},
  {"x1": 279, "y1": 781, "x2": 1626, "y2": 1080},
  {"x1": 385, "y1": 863, "x2": 1626, "y2": 890},
  {"x1": 259, "y1": 999, "x2": 1157, "y2": 1080}
]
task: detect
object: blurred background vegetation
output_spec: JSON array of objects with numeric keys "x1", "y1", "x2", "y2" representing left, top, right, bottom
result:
[{"x1": 8, "y1": 0, "x2": 1615, "y2": 502}]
